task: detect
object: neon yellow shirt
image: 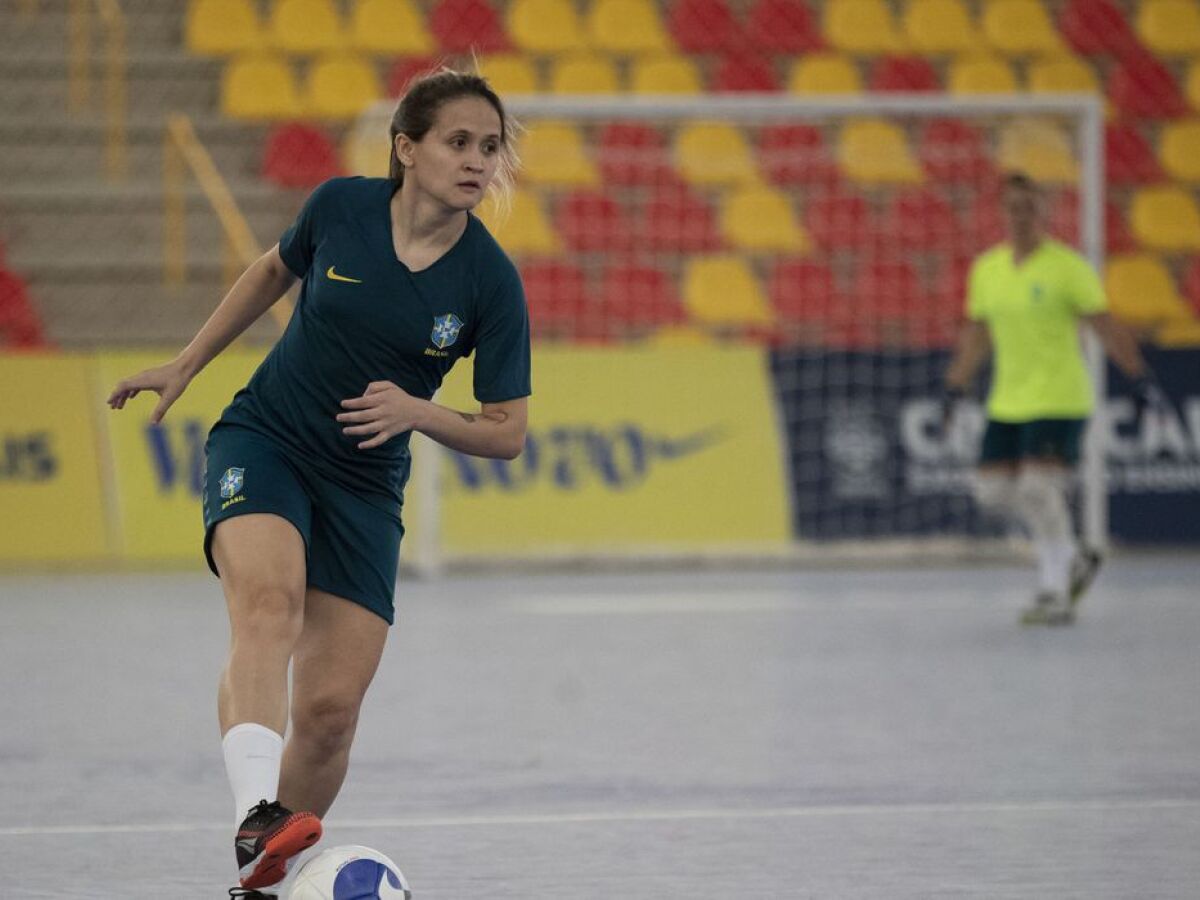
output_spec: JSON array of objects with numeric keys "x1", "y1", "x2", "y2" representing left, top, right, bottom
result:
[{"x1": 967, "y1": 240, "x2": 1106, "y2": 422}]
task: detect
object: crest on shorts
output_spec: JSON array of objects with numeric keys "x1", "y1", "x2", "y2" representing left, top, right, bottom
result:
[
  {"x1": 431, "y1": 313, "x2": 464, "y2": 350},
  {"x1": 219, "y1": 467, "x2": 245, "y2": 500}
]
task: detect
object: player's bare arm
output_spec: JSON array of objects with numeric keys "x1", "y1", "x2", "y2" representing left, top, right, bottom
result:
[{"x1": 944, "y1": 320, "x2": 992, "y2": 393}]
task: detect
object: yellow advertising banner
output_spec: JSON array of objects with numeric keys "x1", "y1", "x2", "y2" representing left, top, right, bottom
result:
[
  {"x1": 0, "y1": 354, "x2": 110, "y2": 563},
  {"x1": 434, "y1": 346, "x2": 792, "y2": 557},
  {"x1": 93, "y1": 350, "x2": 266, "y2": 562}
]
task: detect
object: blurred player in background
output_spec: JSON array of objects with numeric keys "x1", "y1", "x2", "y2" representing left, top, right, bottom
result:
[
  {"x1": 107, "y1": 70, "x2": 530, "y2": 896},
  {"x1": 943, "y1": 171, "x2": 1159, "y2": 626}
]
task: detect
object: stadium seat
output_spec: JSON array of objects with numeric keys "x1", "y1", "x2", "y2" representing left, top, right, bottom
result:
[
  {"x1": 981, "y1": 0, "x2": 1063, "y2": 55},
  {"x1": 507, "y1": 0, "x2": 587, "y2": 52},
  {"x1": 1159, "y1": 119, "x2": 1200, "y2": 181},
  {"x1": 550, "y1": 55, "x2": 621, "y2": 94},
  {"x1": 758, "y1": 123, "x2": 840, "y2": 186},
  {"x1": 746, "y1": 0, "x2": 825, "y2": 52},
  {"x1": 638, "y1": 183, "x2": 724, "y2": 251},
  {"x1": 1108, "y1": 54, "x2": 1188, "y2": 118},
  {"x1": 429, "y1": 0, "x2": 510, "y2": 51},
  {"x1": 868, "y1": 56, "x2": 940, "y2": 91},
  {"x1": 348, "y1": 0, "x2": 434, "y2": 54},
  {"x1": 713, "y1": 54, "x2": 781, "y2": 92},
  {"x1": 1104, "y1": 253, "x2": 1192, "y2": 330},
  {"x1": 965, "y1": 187, "x2": 1007, "y2": 250},
  {"x1": 588, "y1": 0, "x2": 671, "y2": 52},
  {"x1": 997, "y1": 118, "x2": 1077, "y2": 183},
  {"x1": 901, "y1": 0, "x2": 982, "y2": 55},
  {"x1": 598, "y1": 264, "x2": 688, "y2": 336},
  {"x1": 824, "y1": 0, "x2": 906, "y2": 55},
  {"x1": 674, "y1": 122, "x2": 759, "y2": 186},
  {"x1": 341, "y1": 122, "x2": 388, "y2": 175},
  {"x1": 597, "y1": 122, "x2": 674, "y2": 185},
  {"x1": 1027, "y1": 55, "x2": 1101, "y2": 94},
  {"x1": 630, "y1": 54, "x2": 703, "y2": 94},
  {"x1": 0, "y1": 265, "x2": 49, "y2": 349},
  {"x1": 1058, "y1": 0, "x2": 1140, "y2": 58},
  {"x1": 1157, "y1": 317, "x2": 1200, "y2": 346},
  {"x1": 262, "y1": 122, "x2": 342, "y2": 187},
  {"x1": 267, "y1": 0, "x2": 345, "y2": 54},
  {"x1": 768, "y1": 259, "x2": 838, "y2": 343},
  {"x1": 520, "y1": 261, "x2": 591, "y2": 341},
  {"x1": 918, "y1": 118, "x2": 993, "y2": 182},
  {"x1": 683, "y1": 256, "x2": 773, "y2": 326},
  {"x1": 1183, "y1": 256, "x2": 1200, "y2": 311},
  {"x1": 851, "y1": 259, "x2": 925, "y2": 325},
  {"x1": 948, "y1": 55, "x2": 1019, "y2": 93},
  {"x1": 1130, "y1": 186, "x2": 1200, "y2": 250},
  {"x1": 1188, "y1": 60, "x2": 1200, "y2": 111},
  {"x1": 1047, "y1": 191, "x2": 1136, "y2": 254},
  {"x1": 306, "y1": 55, "x2": 383, "y2": 119},
  {"x1": 1136, "y1": 0, "x2": 1200, "y2": 56},
  {"x1": 667, "y1": 0, "x2": 744, "y2": 52},
  {"x1": 1105, "y1": 123, "x2": 1164, "y2": 184},
  {"x1": 476, "y1": 189, "x2": 561, "y2": 253},
  {"x1": 520, "y1": 121, "x2": 598, "y2": 185},
  {"x1": 186, "y1": 0, "x2": 261, "y2": 55},
  {"x1": 222, "y1": 54, "x2": 305, "y2": 119},
  {"x1": 837, "y1": 119, "x2": 923, "y2": 183},
  {"x1": 554, "y1": 190, "x2": 636, "y2": 252},
  {"x1": 806, "y1": 192, "x2": 874, "y2": 249},
  {"x1": 787, "y1": 53, "x2": 863, "y2": 94},
  {"x1": 881, "y1": 187, "x2": 958, "y2": 251},
  {"x1": 477, "y1": 54, "x2": 540, "y2": 93},
  {"x1": 387, "y1": 57, "x2": 439, "y2": 97},
  {"x1": 719, "y1": 185, "x2": 810, "y2": 252}
]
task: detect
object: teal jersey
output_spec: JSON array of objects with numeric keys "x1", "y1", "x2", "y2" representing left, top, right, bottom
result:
[{"x1": 218, "y1": 177, "x2": 531, "y2": 507}]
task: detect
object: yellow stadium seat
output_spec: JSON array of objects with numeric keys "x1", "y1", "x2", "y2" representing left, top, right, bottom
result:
[
  {"x1": 520, "y1": 121, "x2": 599, "y2": 186},
  {"x1": 630, "y1": 54, "x2": 702, "y2": 94},
  {"x1": 787, "y1": 53, "x2": 863, "y2": 93},
  {"x1": 221, "y1": 54, "x2": 305, "y2": 119},
  {"x1": 1160, "y1": 120, "x2": 1200, "y2": 181},
  {"x1": 824, "y1": 0, "x2": 906, "y2": 55},
  {"x1": 1137, "y1": 0, "x2": 1200, "y2": 56},
  {"x1": 683, "y1": 256, "x2": 773, "y2": 326},
  {"x1": 981, "y1": 0, "x2": 1063, "y2": 55},
  {"x1": 1157, "y1": 317, "x2": 1200, "y2": 346},
  {"x1": 187, "y1": 0, "x2": 261, "y2": 55},
  {"x1": 550, "y1": 54, "x2": 622, "y2": 94},
  {"x1": 478, "y1": 54, "x2": 541, "y2": 94},
  {"x1": 342, "y1": 123, "x2": 389, "y2": 177},
  {"x1": 838, "y1": 119, "x2": 923, "y2": 183},
  {"x1": 674, "y1": 122, "x2": 759, "y2": 186},
  {"x1": 587, "y1": 0, "x2": 670, "y2": 52},
  {"x1": 348, "y1": 0, "x2": 434, "y2": 54},
  {"x1": 902, "y1": 0, "x2": 982, "y2": 55},
  {"x1": 1130, "y1": 186, "x2": 1200, "y2": 250},
  {"x1": 997, "y1": 118, "x2": 1077, "y2": 183},
  {"x1": 306, "y1": 55, "x2": 382, "y2": 119},
  {"x1": 508, "y1": 0, "x2": 588, "y2": 53},
  {"x1": 948, "y1": 55, "x2": 1019, "y2": 93},
  {"x1": 719, "y1": 186, "x2": 811, "y2": 252},
  {"x1": 267, "y1": 0, "x2": 345, "y2": 54},
  {"x1": 1027, "y1": 56, "x2": 1100, "y2": 94},
  {"x1": 1187, "y1": 60, "x2": 1200, "y2": 111},
  {"x1": 1104, "y1": 254, "x2": 1192, "y2": 330},
  {"x1": 476, "y1": 189, "x2": 561, "y2": 253}
]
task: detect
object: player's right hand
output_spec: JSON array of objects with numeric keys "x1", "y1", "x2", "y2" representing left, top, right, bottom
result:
[{"x1": 107, "y1": 359, "x2": 193, "y2": 423}]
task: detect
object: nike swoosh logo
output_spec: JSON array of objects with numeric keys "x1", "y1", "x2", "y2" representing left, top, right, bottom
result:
[{"x1": 326, "y1": 265, "x2": 363, "y2": 284}]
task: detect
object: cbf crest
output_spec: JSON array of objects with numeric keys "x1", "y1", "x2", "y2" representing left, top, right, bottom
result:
[
  {"x1": 431, "y1": 313, "x2": 464, "y2": 350},
  {"x1": 219, "y1": 467, "x2": 245, "y2": 500}
]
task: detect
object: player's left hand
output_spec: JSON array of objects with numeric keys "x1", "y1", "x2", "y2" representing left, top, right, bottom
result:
[{"x1": 337, "y1": 381, "x2": 428, "y2": 450}]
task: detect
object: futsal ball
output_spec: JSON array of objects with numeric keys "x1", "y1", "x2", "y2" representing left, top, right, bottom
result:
[{"x1": 287, "y1": 845, "x2": 412, "y2": 900}]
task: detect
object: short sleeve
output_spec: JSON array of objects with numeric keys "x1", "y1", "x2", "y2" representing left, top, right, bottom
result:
[
  {"x1": 472, "y1": 265, "x2": 532, "y2": 404},
  {"x1": 1066, "y1": 255, "x2": 1107, "y2": 315},
  {"x1": 277, "y1": 180, "x2": 336, "y2": 278},
  {"x1": 965, "y1": 258, "x2": 988, "y2": 321}
]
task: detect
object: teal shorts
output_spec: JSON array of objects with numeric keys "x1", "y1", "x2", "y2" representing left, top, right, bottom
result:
[
  {"x1": 979, "y1": 418, "x2": 1087, "y2": 467},
  {"x1": 202, "y1": 423, "x2": 403, "y2": 624}
]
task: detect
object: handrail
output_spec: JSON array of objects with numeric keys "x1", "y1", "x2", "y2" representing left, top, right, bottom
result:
[
  {"x1": 162, "y1": 114, "x2": 294, "y2": 332},
  {"x1": 68, "y1": 0, "x2": 127, "y2": 181}
]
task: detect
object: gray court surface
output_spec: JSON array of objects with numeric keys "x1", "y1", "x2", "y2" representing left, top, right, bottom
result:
[{"x1": 2, "y1": 555, "x2": 1199, "y2": 899}]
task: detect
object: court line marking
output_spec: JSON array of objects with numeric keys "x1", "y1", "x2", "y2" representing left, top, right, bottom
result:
[{"x1": 3, "y1": 798, "x2": 1198, "y2": 837}]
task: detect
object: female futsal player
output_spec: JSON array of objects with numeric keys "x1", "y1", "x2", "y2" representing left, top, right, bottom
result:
[{"x1": 108, "y1": 71, "x2": 530, "y2": 896}]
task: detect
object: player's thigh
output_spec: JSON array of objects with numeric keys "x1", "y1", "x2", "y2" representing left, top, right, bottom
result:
[
  {"x1": 210, "y1": 514, "x2": 308, "y2": 609},
  {"x1": 1018, "y1": 418, "x2": 1087, "y2": 467}
]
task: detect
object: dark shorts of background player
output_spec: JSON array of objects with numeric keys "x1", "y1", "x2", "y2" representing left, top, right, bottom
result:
[
  {"x1": 201, "y1": 423, "x2": 403, "y2": 625},
  {"x1": 979, "y1": 418, "x2": 1088, "y2": 467}
]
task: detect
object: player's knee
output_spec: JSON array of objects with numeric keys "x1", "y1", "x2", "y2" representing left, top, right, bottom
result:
[
  {"x1": 232, "y1": 585, "x2": 304, "y2": 644},
  {"x1": 972, "y1": 472, "x2": 1014, "y2": 512},
  {"x1": 1014, "y1": 468, "x2": 1065, "y2": 514},
  {"x1": 292, "y1": 694, "x2": 360, "y2": 754}
]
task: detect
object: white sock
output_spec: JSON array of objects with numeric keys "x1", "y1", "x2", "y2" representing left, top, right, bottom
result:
[
  {"x1": 222, "y1": 722, "x2": 283, "y2": 829},
  {"x1": 1015, "y1": 468, "x2": 1075, "y2": 596},
  {"x1": 1036, "y1": 538, "x2": 1075, "y2": 595}
]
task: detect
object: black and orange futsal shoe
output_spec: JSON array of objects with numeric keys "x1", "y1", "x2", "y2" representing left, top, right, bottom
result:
[{"x1": 235, "y1": 799, "x2": 322, "y2": 890}]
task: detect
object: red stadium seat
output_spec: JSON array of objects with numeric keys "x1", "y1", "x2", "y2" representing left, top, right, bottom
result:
[
  {"x1": 881, "y1": 187, "x2": 959, "y2": 251},
  {"x1": 520, "y1": 260, "x2": 593, "y2": 341},
  {"x1": 918, "y1": 118, "x2": 993, "y2": 183},
  {"x1": 806, "y1": 192, "x2": 874, "y2": 250},
  {"x1": 387, "y1": 57, "x2": 440, "y2": 96},
  {"x1": 852, "y1": 259, "x2": 946, "y2": 347},
  {"x1": 1183, "y1": 257, "x2": 1200, "y2": 313},
  {"x1": 429, "y1": 0, "x2": 510, "y2": 52},
  {"x1": 965, "y1": 188, "x2": 1006, "y2": 252},
  {"x1": 868, "y1": 56, "x2": 940, "y2": 92},
  {"x1": 1107, "y1": 53, "x2": 1188, "y2": 118},
  {"x1": 0, "y1": 263, "x2": 49, "y2": 349},
  {"x1": 746, "y1": 0, "x2": 824, "y2": 52},
  {"x1": 262, "y1": 122, "x2": 342, "y2": 188},
  {"x1": 758, "y1": 124, "x2": 839, "y2": 187},
  {"x1": 1105, "y1": 123, "x2": 1164, "y2": 184},
  {"x1": 597, "y1": 122, "x2": 674, "y2": 186},
  {"x1": 554, "y1": 190, "x2": 636, "y2": 252},
  {"x1": 713, "y1": 53, "x2": 781, "y2": 92},
  {"x1": 667, "y1": 0, "x2": 744, "y2": 52},
  {"x1": 638, "y1": 183, "x2": 725, "y2": 252},
  {"x1": 769, "y1": 258, "x2": 837, "y2": 320},
  {"x1": 1048, "y1": 190, "x2": 1137, "y2": 254},
  {"x1": 1058, "y1": 0, "x2": 1142, "y2": 58},
  {"x1": 598, "y1": 264, "x2": 687, "y2": 337}
]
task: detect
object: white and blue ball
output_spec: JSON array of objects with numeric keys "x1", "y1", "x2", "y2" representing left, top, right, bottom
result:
[{"x1": 287, "y1": 845, "x2": 412, "y2": 900}]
